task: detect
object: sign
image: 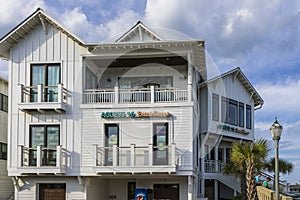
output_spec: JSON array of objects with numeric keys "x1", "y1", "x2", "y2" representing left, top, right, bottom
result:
[
  {"x1": 217, "y1": 124, "x2": 250, "y2": 135},
  {"x1": 101, "y1": 111, "x2": 170, "y2": 119}
]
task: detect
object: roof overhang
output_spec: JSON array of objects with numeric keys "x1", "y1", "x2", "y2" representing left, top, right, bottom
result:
[{"x1": 0, "y1": 8, "x2": 84, "y2": 60}]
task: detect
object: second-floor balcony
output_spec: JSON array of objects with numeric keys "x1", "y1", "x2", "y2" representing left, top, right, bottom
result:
[
  {"x1": 17, "y1": 145, "x2": 66, "y2": 175},
  {"x1": 92, "y1": 144, "x2": 181, "y2": 174},
  {"x1": 83, "y1": 87, "x2": 189, "y2": 105},
  {"x1": 18, "y1": 84, "x2": 67, "y2": 113}
]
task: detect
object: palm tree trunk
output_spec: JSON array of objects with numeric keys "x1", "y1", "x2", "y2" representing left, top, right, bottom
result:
[
  {"x1": 240, "y1": 170, "x2": 247, "y2": 200},
  {"x1": 246, "y1": 158, "x2": 258, "y2": 200}
]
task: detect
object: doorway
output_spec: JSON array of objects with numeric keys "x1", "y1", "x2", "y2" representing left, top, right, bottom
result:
[
  {"x1": 39, "y1": 183, "x2": 66, "y2": 200},
  {"x1": 153, "y1": 184, "x2": 179, "y2": 200}
]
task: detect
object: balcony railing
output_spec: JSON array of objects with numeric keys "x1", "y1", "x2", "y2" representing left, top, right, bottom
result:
[
  {"x1": 17, "y1": 145, "x2": 66, "y2": 174},
  {"x1": 83, "y1": 86, "x2": 189, "y2": 104},
  {"x1": 18, "y1": 84, "x2": 67, "y2": 112},
  {"x1": 93, "y1": 144, "x2": 180, "y2": 174},
  {"x1": 204, "y1": 160, "x2": 224, "y2": 173}
]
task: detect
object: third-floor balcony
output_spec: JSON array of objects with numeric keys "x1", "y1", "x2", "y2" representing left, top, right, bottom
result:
[
  {"x1": 83, "y1": 86, "x2": 189, "y2": 104},
  {"x1": 18, "y1": 83, "x2": 67, "y2": 113}
]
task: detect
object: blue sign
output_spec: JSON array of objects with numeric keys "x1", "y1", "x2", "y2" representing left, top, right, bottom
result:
[{"x1": 134, "y1": 188, "x2": 147, "y2": 200}]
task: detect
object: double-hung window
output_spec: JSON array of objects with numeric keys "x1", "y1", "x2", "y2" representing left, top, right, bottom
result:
[
  {"x1": 246, "y1": 105, "x2": 252, "y2": 129},
  {"x1": 228, "y1": 99, "x2": 238, "y2": 126},
  {"x1": 31, "y1": 64, "x2": 60, "y2": 102}
]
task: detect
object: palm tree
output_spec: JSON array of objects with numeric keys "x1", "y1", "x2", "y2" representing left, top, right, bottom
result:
[
  {"x1": 224, "y1": 139, "x2": 269, "y2": 200},
  {"x1": 263, "y1": 157, "x2": 294, "y2": 189}
]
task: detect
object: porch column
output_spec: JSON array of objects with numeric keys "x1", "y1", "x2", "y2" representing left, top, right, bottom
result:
[
  {"x1": 187, "y1": 53, "x2": 193, "y2": 102},
  {"x1": 223, "y1": 147, "x2": 227, "y2": 164},
  {"x1": 37, "y1": 84, "x2": 43, "y2": 103},
  {"x1": 170, "y1": 143, "x2": 176, "y2": 167},
  {"x1": 214, "y1": 180, "x2": 218, "y2": 200},
  {"x1": 188, "y1": 176, "x2": 193, "y2": 200},
  {"x1": 214, "y1": 145, "x2": 218, "y2": 172}
]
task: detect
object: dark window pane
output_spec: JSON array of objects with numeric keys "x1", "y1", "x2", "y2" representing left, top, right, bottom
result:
[
  {"x1": 221, "y1": 97, "x2": 228, "y2": 123},
  {"x1": 239, "y1": 102, "x2": 244, "y2": 127},
  {"x1": 246, "y1": 105, "x2": 252, "y2": 129},
  {"x1": 228, "y1": 99, "x2": 238, "y2": 125},
  {"x1": 212, "y1": 94, "x2": 219, "y2": 121}
]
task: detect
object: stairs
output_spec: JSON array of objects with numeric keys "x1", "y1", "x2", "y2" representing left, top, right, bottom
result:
[{"x1": 204, "y1": 173, "x2": 241, "y2": 193}]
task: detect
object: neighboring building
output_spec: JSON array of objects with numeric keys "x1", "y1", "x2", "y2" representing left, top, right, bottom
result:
[
  {"x1": 0, "y1": 77, "x2": 14, "y2": 200},
  {"x1": 0, "y1": 8, "x2": 263, "y2": 200}
]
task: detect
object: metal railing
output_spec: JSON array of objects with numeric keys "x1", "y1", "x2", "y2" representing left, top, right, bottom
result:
[{"x1": 204, "y1": 160, "x2": 224, "y2": 173}]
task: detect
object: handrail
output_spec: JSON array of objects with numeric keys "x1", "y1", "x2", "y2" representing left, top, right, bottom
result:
[{"x1": 257, "y1": 186, "x2": 293, "y2": 200}]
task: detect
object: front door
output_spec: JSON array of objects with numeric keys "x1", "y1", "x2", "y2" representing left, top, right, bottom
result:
[
  {"x1": 153, "y1": 123, "x2": 168, "y2": 165},
  {"x1": 39, "y1": 183, "x2": 66, "y2": 200},
  {"x1": 104, "y1": 124, "x2": 119, "y2": 165},
  {"x1": 153, "y1": 184, "x2": 179, "y2": 200}
]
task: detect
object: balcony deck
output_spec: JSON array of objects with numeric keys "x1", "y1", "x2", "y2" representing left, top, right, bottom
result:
[
  {"x1": 18, "y1": 84, "x2": 67, "y2": 113},
  {"x1": 92, "y1": 144, "x2": 181, "y2": 174},
  {"x1": 17, "y1": 145, "x2": 66, "y2": 175}
]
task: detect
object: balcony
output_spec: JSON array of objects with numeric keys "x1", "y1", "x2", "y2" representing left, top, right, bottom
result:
[
  {"x1": 204, "y1": 160, "x2": 224, "y2": 173},
  {"x1": 18, "y1": 84, "x2": 67, "y2": 113},
  {"x1": 83, "y1": 86, "x2": 189, "y2": 104},
  {"x1": 17, "y1": 145, "x2": 66, "y2": 175},
  {"x1": 92, "y1": 144, "x2": 181, "y2": 174}
]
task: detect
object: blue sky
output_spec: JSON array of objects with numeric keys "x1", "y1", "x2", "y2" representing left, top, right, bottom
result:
[{"x1": 0, "y1": 0, "x2": 299, "y2": 183}]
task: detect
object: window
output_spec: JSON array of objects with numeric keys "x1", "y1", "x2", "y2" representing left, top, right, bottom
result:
[
  {"x1": 246, "y1": 105, "x2": 252, "y2": 129},
  {"x1": 212, "y1": 93, "x2": 219, "y2": 121},
  {"x1": 221, "y1": 97, "x2": 228, "y2": 123},
  {"x1": 153, "y1": 123, "x2": 169, "y2": 165},
  {"x1": 228, "y1": 99, "x2": 238, "y2": 125},
  {"x1": 0, "y1": 93, "x2": 8, "y2": 113},
  {"x1": 104, "y1": 124, "x2": 119, "y2": 166},
  {"x1": 239, "y1": 102, "x2": 244, "y2": 127},
  {"x1": 0, "y1": 142, "x2": 7, "y2": 160},
  {"x1": 31, "y1": 64, "x2": 60, "y2": 102},
  {"x1": 30, "y1": 125, "x2": 60, "y2": 166}
]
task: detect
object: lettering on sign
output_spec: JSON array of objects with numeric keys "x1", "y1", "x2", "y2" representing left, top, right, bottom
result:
[
  {"x1": 217, "y1": 124, "x2": 250, "y2": 135},
  {"x1": 101, "y1": 111, "x2": 171, "y2": 119}
]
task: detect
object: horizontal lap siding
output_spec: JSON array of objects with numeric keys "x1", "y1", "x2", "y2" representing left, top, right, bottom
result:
[{"x1": 81, "y1": 106, "x2": 193, "y2": 168}]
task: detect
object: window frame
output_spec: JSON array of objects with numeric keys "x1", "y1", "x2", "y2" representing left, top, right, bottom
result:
[
  {"x1": 221, "y1": 97, "x2": 228, "y2": 123},
  {"x1": 228, "y1": 99, "x2": 238, "y2": 126},
  {"x1": 239, "y1": 102, "x2": 244, "y2": 127}
]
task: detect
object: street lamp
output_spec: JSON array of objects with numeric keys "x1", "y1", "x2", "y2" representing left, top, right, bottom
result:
[{"x1": 270, "y1": 117, "x2": 283, "y2": 200}]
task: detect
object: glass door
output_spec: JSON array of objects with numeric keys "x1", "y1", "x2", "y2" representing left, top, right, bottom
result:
[
  {"x1": 153, "y1": 123, "x2": 168, "y2": 165},
  {"x1": 104, "y1": 124, "x2": 119, "y2": 165}
]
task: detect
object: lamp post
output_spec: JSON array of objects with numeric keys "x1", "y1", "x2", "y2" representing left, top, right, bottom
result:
[{"x1": 270, "y1": 117, "x2": 283, "y2": 200}]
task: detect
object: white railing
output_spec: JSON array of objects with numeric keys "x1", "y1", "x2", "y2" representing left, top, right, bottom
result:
[
  {"x1": 257, "y1": 186, "x2": 293, "y2": 200},
  {"x1": 19, "y1": 84, "x2": 67, "y2": 104},
  {"x1": 83, "y1": 87, "x2": 188, "y2": 104},
  {"x1": 204, "y1": 160, "x2": 224, "y2": 173},
  {"x1": 18, "y1": 145, "x2": 66, "y2": 168},
  {"x1": 83, "y1": 89, "x2": 115, "y2": 103},
  {"x1": 93, "y1": 144, "x2": 177, "y2": 167}
]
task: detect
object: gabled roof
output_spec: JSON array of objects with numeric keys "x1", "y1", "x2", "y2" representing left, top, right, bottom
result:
[
  {"x1": 0, "y1": 8, "x2": 84, "y2": 59},
  {"x1": 115, "y1": 21, "x2": 163, "y2": 42},
  {"x1": 202, "y1": 67, "x2": 264, "y2": 108}
]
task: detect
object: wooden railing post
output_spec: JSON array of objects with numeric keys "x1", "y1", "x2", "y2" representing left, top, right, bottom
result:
[
  {"x1": 150, "y1": 86, "x2": 155, "y2": 103},
  {"x1": 37, "y1": 84, "x2": 43, "y2": 102},
  {"x1": 93, "y1": 144, "x2": 98, "y2": 167},
  {"x1": 113, "y1": 145, "x2": 118, "y2": 167},
  {"x1": 18, "y1": 145, "x2": 23, "y2": 167},
  {"x1": 148, "y1": 144, "x2": 153, "y2": 166},
  {"x1": 37, "y1": 145, "x2": 42, "y2": 167},
  {"x1": 57, "y1": 84, "x2": 63, "y2": 103},
  {"x1": 56, "y1": 145, "x2": 62, "y2": 168},
  {"x1": 130, "y1": 144, "x2": 135, "y2": 166}
]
